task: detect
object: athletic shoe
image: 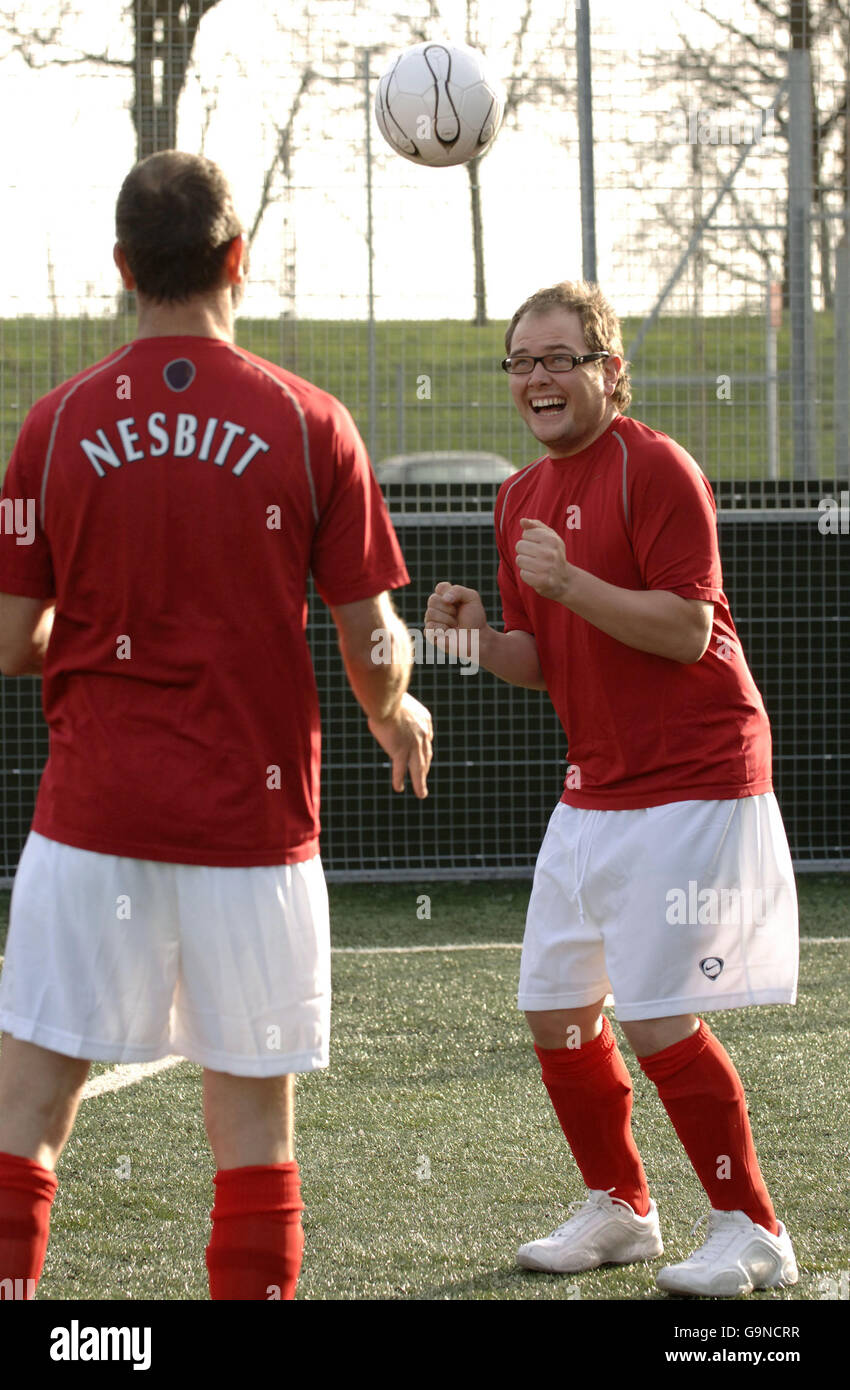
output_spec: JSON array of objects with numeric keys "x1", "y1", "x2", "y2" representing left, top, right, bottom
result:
[
  {"x1": 516, "y1": 1188, "x2": 663, "y2": 1273},
  {"x1": 656, "y1": 1209, "x2": 799, "y2": 1296}
]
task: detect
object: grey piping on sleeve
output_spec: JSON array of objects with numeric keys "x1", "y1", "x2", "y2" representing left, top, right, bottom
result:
[
  {"x1": 39, "y1": 346, "x2": 136, "y2": 529},
  {"x1": 226, "y1": 345, "x2": 319, "y2": 524},
  {"x1": 612, "y1": 429, "x2": 629, "y2": 528},
  {"x1": 497, "y1": 458, "x2": 544, "y2": 533}
]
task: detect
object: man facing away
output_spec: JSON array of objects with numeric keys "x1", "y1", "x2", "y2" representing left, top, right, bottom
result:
[
  {"x1": 425, "y1": 280, "x2": 799, "y2": 1298},
  {"x1": 0, "y1": 151, "x2": 432, "y2": 1301}
]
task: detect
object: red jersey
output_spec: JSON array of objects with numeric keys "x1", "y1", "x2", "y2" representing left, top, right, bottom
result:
[
  {"x1": 495, "y1": 415, "x2": 773, "y2": 809},
  {"x1": 0, "y1": 336, "x2": 409, "y2": 865}
]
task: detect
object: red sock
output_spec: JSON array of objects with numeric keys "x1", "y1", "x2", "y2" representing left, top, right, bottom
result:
[
  {"x1": 638, "y1": 1019, "x2": 779, "y2": 1235},
  {"x1": 205, "y1": 1161, "x2": 305, "y2": 1301},
  {"x1": 535, "y1": 1016, "x2": 650, "y2": 1216},
  {"x1": 0, "y1": 1151, "x2": 59, "y2": 1299}
]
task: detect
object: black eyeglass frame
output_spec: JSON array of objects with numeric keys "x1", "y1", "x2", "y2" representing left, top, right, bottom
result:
[{"x1": 500, "y1": 351, "x2": 611, "y2": 375}]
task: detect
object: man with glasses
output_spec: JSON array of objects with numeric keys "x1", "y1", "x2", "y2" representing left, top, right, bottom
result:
[{"x1": 424, "y1": 280, "x2": 798, "y2": 1298}]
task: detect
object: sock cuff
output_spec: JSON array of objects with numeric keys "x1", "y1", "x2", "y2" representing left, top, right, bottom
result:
[
  {"x1": 637, "y1": 1018, "x2": 712, "y2": 1084},
  {"x1": 211, "y1": 1162, "x2": 303, "y2": 1220},
  {"x1": 0, "y1": 1150, "x2": 58, "y2": 1203},
  {"x1": 534, "y1": 1014, "x2": 617, "y2": 1080}
]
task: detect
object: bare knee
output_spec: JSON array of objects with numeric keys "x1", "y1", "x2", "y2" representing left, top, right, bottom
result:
[
  {"x1": 525, "y1": 999, "x2": 607, "y2": 1050},
  {"x1": 203, "y1": 1070, "x2": 294, "y2": 1169},
  {"x1": 619, "y1": 1014, "x2": 699, "y2": 1059},
  {"x1": 0, "y1": 1037, "x2": 90, "y2": 1167}
]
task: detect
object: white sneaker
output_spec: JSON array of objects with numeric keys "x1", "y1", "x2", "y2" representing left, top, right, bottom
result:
[
  {"x1": 656, "y1": 1209, "x2": 799, "y2": 1296},
  {"x1": 517, "y1": 1189, "x2": 663, "y2": 1273}
]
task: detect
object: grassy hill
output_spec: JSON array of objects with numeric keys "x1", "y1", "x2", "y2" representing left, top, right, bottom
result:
[{"x1": 0, "y1": 311, "x2": 842, "y2": 480}]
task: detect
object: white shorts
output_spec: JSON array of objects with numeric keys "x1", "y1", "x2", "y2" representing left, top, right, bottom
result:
[
  {"x1": 0, "y1": 832, "x2": 331, "y2": 1076},
  {"x1": 518, "y1": 794, "x2": 799, "y2": 1021}
]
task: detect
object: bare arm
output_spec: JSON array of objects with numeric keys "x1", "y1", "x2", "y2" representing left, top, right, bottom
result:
[
  {"x1": 330, "y1": 591, "x2": 433, "y2": 797},
  {"x1": 515, "y1": 520, "x2": 713, "y2": 664},
  {"x1": 0, "y1": 596, "x2": 55, "y2": 677},
  {"x1": 331, "y1": 590, "x2": 412, "y2": 722},
  {"x1": 424, "y1": 582, "x2": 547, "y2": 691},
  {"x1": 478, "y1": 627, "x2": 547, "y2": 690}
]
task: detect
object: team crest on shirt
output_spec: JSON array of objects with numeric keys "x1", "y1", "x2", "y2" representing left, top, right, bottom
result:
[
  {"x1": 163, "y1": 358, "x2": 196, "y2": 392},
  {"x1": 699, "y1": 957, "x2": 724, "y2": 980}
]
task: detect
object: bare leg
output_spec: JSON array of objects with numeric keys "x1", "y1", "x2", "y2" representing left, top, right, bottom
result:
[
  {"x1": 0, "y1": 1036, "x2": 90, "y2": 1169},
  {"x1": 203, "y1": 1070, "x2": 294, "y2": 1169},
  {"x1": 524, "y1": 998, "x2": 608, "y2": 1049},
  {"x1": 619, "y1": 1014, "x2": 699, "y2": 1057}
]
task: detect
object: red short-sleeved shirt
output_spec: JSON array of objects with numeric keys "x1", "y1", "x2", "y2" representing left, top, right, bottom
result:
[
  {"x1": 495, "y1": 415, "x2": 772, "y2": 808},
  {"x1": 0, "y1": 336, "x2": 409, "y2": 865}
]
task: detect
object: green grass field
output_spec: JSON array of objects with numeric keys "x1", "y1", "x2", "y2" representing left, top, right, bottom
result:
[
  {"x1": 1, "y1": 877, "x2": 847, "y2": 1302},
  {"x1": 0, "y1": 310, "x2": 843, "y2": 481}
]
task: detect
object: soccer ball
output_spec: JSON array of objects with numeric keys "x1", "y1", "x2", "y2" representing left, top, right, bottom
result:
[{"x1": 375, "y1": 41, "x2": 505, "y2": 168}]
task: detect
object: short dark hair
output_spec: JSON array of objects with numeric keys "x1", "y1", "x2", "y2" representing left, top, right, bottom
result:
[
  {"x1": 115, "y1": 151, "x2": 243, "y2": 304},
  {"x1": 505, "y1": 280, "x2": 631, "y2": 411}
]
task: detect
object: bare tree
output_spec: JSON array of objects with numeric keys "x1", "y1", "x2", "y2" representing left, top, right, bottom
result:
[
  {"x1": 403, "y1": 0, "x2": 572, "y2": 326},
  {"x1": 462, "y1": 0, "x2": 572, "y2": 325},
  {"x1": 651, "y1": 0, "x2": 849, "y2": 308},
  {"x1": 2, "y1": 1, "x2": 223, "y2": 159},
  {"x1": 246, "y1": 69, "x2": 317, "y2": 249}
]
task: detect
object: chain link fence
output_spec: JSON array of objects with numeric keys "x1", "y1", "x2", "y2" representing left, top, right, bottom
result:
[{"x1": 0, "y1": 0, "x2": 847, "y2": 876}]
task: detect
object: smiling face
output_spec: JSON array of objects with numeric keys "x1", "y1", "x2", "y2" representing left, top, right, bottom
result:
[{"x1": 507, "y1": 308, "x2": 622, "y2": 458}]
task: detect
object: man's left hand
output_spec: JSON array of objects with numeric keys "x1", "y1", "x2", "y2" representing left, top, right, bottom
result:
[{"x1": 515, "y1": 518, "x2": 575, "y2": 604}]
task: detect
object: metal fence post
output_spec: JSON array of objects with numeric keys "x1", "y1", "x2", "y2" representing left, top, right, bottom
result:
[
  {"x1": 835, "y1": 234, "x2": 850, "y2": 476},
  {"x1": 575, "y1": 0, "x2": 597, "y2": 284},
  {"x1": 787, "y1": 46, "x2": 817, "y2": 478}
]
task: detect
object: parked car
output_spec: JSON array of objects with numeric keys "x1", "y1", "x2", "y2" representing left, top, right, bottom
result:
[{"x1": 374, "y1": 451, "x2": 516, "y2": 484}]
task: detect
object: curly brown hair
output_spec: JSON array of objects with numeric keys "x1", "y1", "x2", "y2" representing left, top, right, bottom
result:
[
  {"x1": 504, "y1": 280, "x2": 631, "y2": 411},
  {"x1": 115, "y1": 151, "x2": 243, "y2": 304}
]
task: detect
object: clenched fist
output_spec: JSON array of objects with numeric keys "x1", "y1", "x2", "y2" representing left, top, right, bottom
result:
[
  {"x1": 424, "y1": 582, "x2": 488, "y2": 648},
  {"x1": 515, "y1": 518, "x2": 575, "y2": 603}
]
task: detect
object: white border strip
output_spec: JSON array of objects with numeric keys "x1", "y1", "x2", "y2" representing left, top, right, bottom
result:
[
  {"x1": 81, "y1": 1055, "x2": 183, "y2": 1099},
  {"x1": 0, "y1": 937, "x2": 846, "y2": 972},
  {"x1": 332, "y1": 938, "x2": 849, "y2": 953},
  {"x1": 0, "y1": 938, "x2": 846, "y2": 1103},
  {"x1": 332, "y1": 941, "x2": 522, "y2": 954}
]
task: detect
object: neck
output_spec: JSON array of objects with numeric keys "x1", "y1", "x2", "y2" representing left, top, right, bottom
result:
[
  {"x1": 133, "y1": 291, "x2": 235, "y2": 342},
  {"x1": 548, "y1": 404, "x2": 620, "y2": 459}
]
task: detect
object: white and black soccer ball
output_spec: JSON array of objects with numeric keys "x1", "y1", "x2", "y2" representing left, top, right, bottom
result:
[{"x1": 375, "y1": 41, "x2": 506, "y2": 168}]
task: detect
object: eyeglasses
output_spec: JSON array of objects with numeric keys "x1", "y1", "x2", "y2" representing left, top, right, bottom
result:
[{"x1": 500, "y1": 352, "x2": 610, "y2": 375}]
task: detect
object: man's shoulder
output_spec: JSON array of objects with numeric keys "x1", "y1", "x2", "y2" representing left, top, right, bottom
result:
[
  {"x1": 611, "y1": 414, "x2": 706, "y2": 476},
  {"x1": 223, "y1": 343, "x2": 350, "y2": 425},
  {"x1": 26, "y1": 344, "x2": 138, "y2": 424},
  {"x1": 41, "y1": 338, "x2": 349, "y2": 425},
  {"x1": 612, "y1": 416, "x2": 717, "y2": 525}
]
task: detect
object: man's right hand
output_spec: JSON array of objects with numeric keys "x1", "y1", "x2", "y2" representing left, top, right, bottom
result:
[
  {"x1": 423, "y1": 582, "x2": 546, "y2": 691},
  {"x1": 368, "y1": 692, "x2": 433, "y2": 798},
  {"x1": 424, "y1": 582, "x2": 488, "y2": 645}
]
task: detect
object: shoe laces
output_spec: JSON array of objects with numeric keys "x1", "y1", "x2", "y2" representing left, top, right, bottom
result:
[
  {"x1": 686, "y1": 1209, "x2": 749, "y2": 1263},
  {"x1": 551, "y1": 1188, "x2": 623, "y2": 1237}
]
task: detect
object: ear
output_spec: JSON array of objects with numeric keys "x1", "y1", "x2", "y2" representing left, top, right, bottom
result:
[
  {"x1": 601, "y1": 354, "x2": 623, "y2": 398},
  {"x1": 113, "y1": 243, "x2": 136, "y2": 290},
  {"x1": 224, "y1": 233, "x2": 247, "y2": 285}
]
